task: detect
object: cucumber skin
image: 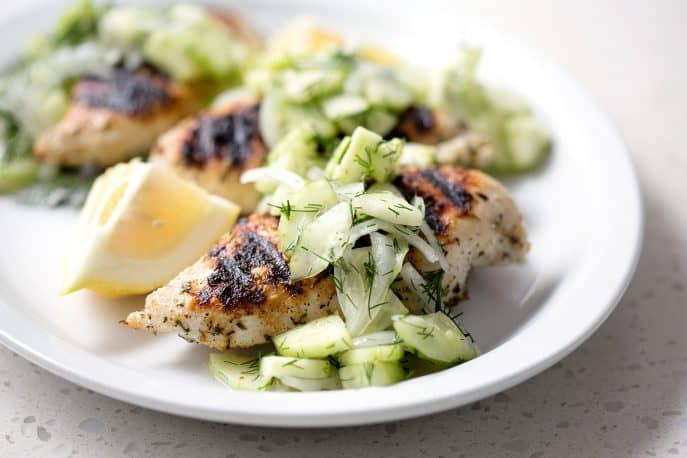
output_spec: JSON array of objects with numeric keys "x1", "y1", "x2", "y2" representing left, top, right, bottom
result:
[
  {"x1": 339, "y1": 362, "x2": 406, "y2": 389},
  {"x1": 279, "y1": 373, "x2": 342, "y2": 391},
  {"x1": 392, "y1": 313, "x2": 477, "y2": 365},
  {"x1": 338, "y1": 343, "x2": 404, "y2": 366}
]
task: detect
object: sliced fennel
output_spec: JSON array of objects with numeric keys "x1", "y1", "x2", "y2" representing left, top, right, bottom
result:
[
  {"x1": 276, "y1": 179, "x2": 338, "y2": 255},
  {"x1": 334, "y1": 233, "x2": 409, "y2": 336},
  {"x1": 347, "y1": 219, "x2": 446, "y2": 270},
  {"x1": 333, "y1": 181, "x2": 365, "y2": 202},
  {"x1": 288, "y1": 201, "x2": 352, "y2": 280},
  {"x1": 400, "y1": 262, "x2": 440, "y2": 314},
  {"x1": 352, "y1": 331, "x2": 399, "y2": 348},
  {"x1": 240, "y1": 167, "x2": 305, "y2": 191},
  {"x1": 352, "y1": 191, "x2": 423, "y2": 227}
]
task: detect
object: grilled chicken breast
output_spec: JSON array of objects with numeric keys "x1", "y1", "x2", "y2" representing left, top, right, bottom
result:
[
  {"x1": 391, "y1": 107, "x2": 493, "y2": 168},
  {"x1": 34, "y1": 9, "x2": 263, "y2": 169},
  {"x1": 124, "y1": 213, "x2": 337, "y2": 350},
  {"x1": 34, "y1": 66, "x2": 198, "y2": 167},
  {"x1": 150, "y1": 93, "x2": 267, "y2": 211},
  {"x1": 125, "y1": 166, "x2": 526, "y2": 349},
  {"x1": 394, "y1": 166, "x2": 529, "y2": 305}
]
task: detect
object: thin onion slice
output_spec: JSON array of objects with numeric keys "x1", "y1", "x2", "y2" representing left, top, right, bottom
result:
[{"x1": 240, "y1": 167, "x2": 305, "y2": 189}]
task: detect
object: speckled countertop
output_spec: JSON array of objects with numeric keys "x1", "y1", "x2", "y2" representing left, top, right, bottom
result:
[{"x1": 2, "y1": 1, "x2": 686, "y2": 457}]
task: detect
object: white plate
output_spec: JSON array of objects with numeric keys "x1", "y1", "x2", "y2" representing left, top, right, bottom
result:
[{"x1": 0, "y1": 0, "x2": 642, "y2": 427}]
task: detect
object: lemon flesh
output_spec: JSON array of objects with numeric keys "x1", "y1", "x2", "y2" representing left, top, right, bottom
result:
[
  {"x1": 62, "y1": 159, "x2": 240, "y2": 296},
  {"x1": 268, "y1": 17, "x2": 344, "y2": 55},
  {"x1": 268, "y1": 18, "x2": 403, "y2": 68}
]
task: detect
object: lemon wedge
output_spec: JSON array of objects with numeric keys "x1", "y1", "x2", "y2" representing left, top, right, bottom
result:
[
  {"x1": 268, "y1": 17, "x2": 403, "y2": 68},
  {"x1": 62, "y1": 159, "x2": 240, "y2": 296},
  {"x1": 268, "y1": 17, "x2": 344, "y2": 55},
  {"x1": 358, "y1": 44, "x2": 404, "y2": 68}
]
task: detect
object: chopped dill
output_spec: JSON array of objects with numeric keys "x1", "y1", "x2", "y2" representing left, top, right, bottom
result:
[
  {"x1": 281, "y1": 358, "x2": 304, "y2": 369},
  {"x1": 421, "y1": 269, "x2": 447, "y2": 313}
]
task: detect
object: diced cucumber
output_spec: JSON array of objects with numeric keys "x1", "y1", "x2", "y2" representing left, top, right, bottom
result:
[
  {"x1": 363, "y1": 72, "x2": 413, "y2": 111},
  {"x1": 258, "y1": 91, "x2": 285, "y2": 148},
  {"x1": 402, "y1": 354, "x2": 445, "y2": 377},
  {"x1": 339, "y1": 362, "x2": 406, "y2": 389},
  {"x1": 259, "y1": 92, "x2": 337, "y2": 147},
  {"x1": 99, "y1": 5, "x2": 160, "y2": 46},
  {"x1": 273, "y1": 315, "x2": 353, "y2": 359},
  {"x1": 289, "y1": 201, "x2": 352, "y2": 280},
  {"x1": 279, "y1": 373, "x2": 342, "y2": 391},
  {"x1": 324, "y1": 126, "x2": 381, "y2": 182},
  {"x1": 255, "y1": 125, "x2": 321, "y2": 194},
  {"x1": 392, "y1": 313, "x2": 477, "y2": 365},
  {"x1": 352, "y1": 331, "x2": 399, "y2": 348},
  {"x1": 338, "y1": 343, "x2": 404, "y2": 366},
  {"x1": 351, "y1": 191, "x2": 423, "y2": 226},
  {"x1": 260, "y1": 355, "x2": 334, "y2": 380},
  {"x1": 264, "y1": 382, "x2": 297, "y2": 392},
  {"x1": 143, "y1": 5, "x2": 242, "y2": 81},
  {"x1": 0, "y1": 158, "x2": 40, "y2": 193},
  {"x1": 276, "y1": 178, "x2": 337, "y2": 255},
  {"x1": 397, "y1": 143, "x2": 437, "y2": 170},
  {"x1": 363, "y1": 108, "x2": 398, "y2": 136},
  {"x1": 504, "y1": 115, "x2": 551, "y2": 171},
  {"x1": 323, "y1": 94, "x2": 369, "y2": 119},
  {"x1": 281, "y1": 69, "x2": 347, "y2": 103},
  {"x1": 209, "y1": 351, "x2": 270, "y2": 391},
  {"x1": 324, "y1": 128, "x2": 403, "y2": 183},
  {"x1": 372, "y1": 138, "x2": 404, "y2": 182}
]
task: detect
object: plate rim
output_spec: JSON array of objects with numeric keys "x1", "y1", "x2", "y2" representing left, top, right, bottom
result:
[{"x1": 0, "y1": 0, "x2": 643, "y2": 427}]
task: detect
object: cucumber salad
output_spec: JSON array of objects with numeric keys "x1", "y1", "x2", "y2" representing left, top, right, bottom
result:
[
  {"x1": 211, "y1": 126, "x2": 477, "y2": 391},
  {"x1": 0, "y1": 0, "x2": 550, "y2": 207}
]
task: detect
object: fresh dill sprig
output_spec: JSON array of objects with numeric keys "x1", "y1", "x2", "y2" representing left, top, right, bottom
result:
[
  {"x1": 281, "y1": 358, "x2": 304, "y2": 369},
  {"x1": 421, "y1": 269, "x2": 447, "y2": 313},
  {"x1": 353, "y1": 145, "x2": 378, "y2": 179},
  {"x1": 267, "y1": 200, "x2": 323, "y2": 220}
]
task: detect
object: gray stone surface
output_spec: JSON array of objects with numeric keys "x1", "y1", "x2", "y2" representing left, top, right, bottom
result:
[{"x1": 1, "y1": 0, "x2": 686, "y2": 456}]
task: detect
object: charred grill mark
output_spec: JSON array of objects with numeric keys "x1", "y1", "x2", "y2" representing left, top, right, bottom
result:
[
  {"x1": 200, "y1": 217, "x2": 300, "y2": 310},
  {"x1": 74, "y1": 66, "x2": 173, "y2": 116},
  {"x1": 389, "y1": 106, "x2": 435, "y2": 140},
  {"x1": 420, "y1": 168, "x2": 473, "y2": 218},
  {"x1": 394, "y1": 167, "x2": 473, "y2": 234},
  {"x1": 181, "y1": 104, "x2": 262, "y2": 167}
]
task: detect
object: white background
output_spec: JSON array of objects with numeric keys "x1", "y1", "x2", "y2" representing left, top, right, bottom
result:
[{"x1": 1, "y1": 1, "x2": 686, "y2": 456}]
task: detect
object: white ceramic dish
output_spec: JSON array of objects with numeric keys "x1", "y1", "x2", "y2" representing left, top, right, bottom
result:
[{"x1": 0, "y1": 0, "x2": 642, "y2": 427}]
